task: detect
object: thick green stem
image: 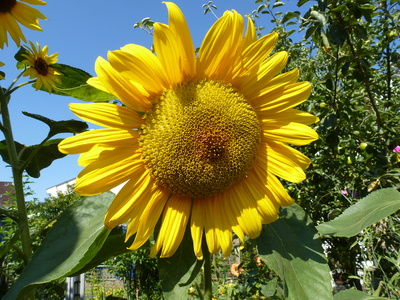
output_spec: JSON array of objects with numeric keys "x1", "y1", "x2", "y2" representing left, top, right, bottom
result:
[
  {"x1": 0, "y1": 90, "x2": 32, "y2": 262},
  {"x1": 203, "y1": 248, "x2": 212, "y2": 300}
]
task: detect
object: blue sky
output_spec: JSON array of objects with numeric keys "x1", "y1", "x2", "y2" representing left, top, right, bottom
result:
[{"x1": 0, "y1": 0, "x2": 307, "y2": 201}]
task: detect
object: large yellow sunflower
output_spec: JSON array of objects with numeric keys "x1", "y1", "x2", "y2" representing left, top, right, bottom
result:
[
  {"x1": 21, "y1": 41, "x2": 61, "y2": 92},
  {"x1": 59, "y1": 2, "x2": 319, "y2": 259},
  {"x1": 0, "y1": 0, "x2": 46, "y2": 49}
]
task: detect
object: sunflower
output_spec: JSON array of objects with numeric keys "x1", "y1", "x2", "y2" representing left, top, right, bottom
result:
[
  {"x1": 21, "y1": 41, "x2": 61, "y2": 92},
  {"x1": 59, "y1": 2, "x2": 319, "y2": 259},
  {"x1": 0, "y1": 0, "x2": 46, "y2": 49}
]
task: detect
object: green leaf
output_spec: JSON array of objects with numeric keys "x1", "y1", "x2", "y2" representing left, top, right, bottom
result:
[
  {"x1": 257, "y1": 204, "x2": 333, "y2": 300},
  {"x1": 317, "y1": 188, "x2": 400, "y2": 237},
  {"x1": 3, "y1": 192, "x2": 115, "y2": 300},
  {"x1": 14, "y1": 46, "x2": 29, "y2": 63},
  {"x1": 50, "y1": 63, "x2": 116, "y2": 102},
  {"x1": 334, "y1": 289, "x2": 389, "y2": 300},
  {"x1": 22, "y1": 111, "x2": 88, "y2": 137},
  {"x1": 310, "y1": 10, "x2": 327, "y2": 26},
  {"x1": 328, "y1": 24, "x2": 347, "y2": 45},
  {"x1": 282, "y1": 11, "x2": 301, "y2": 24},
  {"x1": 68, "y1": 226, "x2": 139, "y2": 276},
  {"x1": 158, "y1": 227, "x2": 203, "y2": 300},
  {"x1": 273, "y1": 1, "x2": 285, "y2": 8},
  {"x1": 0, "y1": 139, "x2": 66, "y2": 178}
]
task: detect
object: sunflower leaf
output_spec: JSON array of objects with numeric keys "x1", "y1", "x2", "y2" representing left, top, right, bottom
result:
[
  {"x1": 22, "y1": 111, "x2": 88, "y2": 137},
  {"x1": 3, "y1": 192, "x2": 115, "y2": 300},
  {"x1": 316, "y1": 188, "x2": 400, "y2": 237},
  {"x1": 50, "y1": 63, "x2": 116, "y2": 102},
  {"x1": 0, "y1": 139, "x2": 66, "y2": 178},
  {"x1": 158, "y1": 227, "x2": 204, "y2": 299},
  {"x1": 257, "y1": 204, "x2": 333, "y2": 300}
]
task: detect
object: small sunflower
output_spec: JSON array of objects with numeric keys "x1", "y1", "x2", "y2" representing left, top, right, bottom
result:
[
  {"x1": 21, "y1": 41, "x2": 61, "y2": 92},
  {"x1": 59, "y1": 2, "x2": 319, "y2": 259},
  {"x1": 0, "y1": 0, "x2": 46, "y2": 49}
]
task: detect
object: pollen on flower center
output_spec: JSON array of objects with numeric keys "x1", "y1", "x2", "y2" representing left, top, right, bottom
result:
[
  {"x1": 140, "y1": 80, "x2": 261, "y2": 199},
  {"x1": 34, "y1": 58, "x2": 49, "y2": 75},
  {"x1": 0, "y1": 0, "x2": 17, "y2": 13}
]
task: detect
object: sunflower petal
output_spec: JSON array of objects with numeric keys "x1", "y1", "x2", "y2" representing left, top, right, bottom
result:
[
  {"x1": 75, "y1": 151, "x2": 144, "y2": 196},
  {"x1": 164, "y1": 2, "x2": 196, "y2": 79},
  {"x1": 197, "y1": 10, "x2": 244, "y2": 80},
  {"x1": 104, "y1": 169, "x2": 152, "y2": 228},
  {"x1": 59, "y1": 129, "x2": 139, "y2": 154},
  {"x1": 151, "y1": 195, "x2": 191, "y2": 258},
  {"x1": 94, "y1": 57, "x2": 151, "y2": 112},
  {"x1": 128, "y1": 188, "x2": 170, "y2": 250},
  {"x1": 69, "y1": 103, "x2": 143, "y2": 129}
]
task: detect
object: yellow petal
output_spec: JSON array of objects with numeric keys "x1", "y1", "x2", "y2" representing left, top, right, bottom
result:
[
  {"x1": 59, "y1": 128, "x2": 139, "y2": 154},
  {"x1": 153, "y1": 23, "x2": 184, "y2": 85},
  {"x1": 240, "y1": 51, "x2": 288, "y2": 98},
  {"x1": 240, "y1": 172, "x2": 279, "y2": 224},
  {"x1": 254, "y1": 81, "x2": 312, "y2": 113},
  {"x1": 262, "y1": 121, "x2": 319, "y2": 146},
  {"x1": 243, "y1": 16, "x2": 256, "y2": 49},
  {"x1": 257, "y1": 142, "x2": 307, "y2": 182},
  {"x1": 69, "y1": 103, "x2": 143, "y2": 129},
  {"x1": 254, "y1": 163, "x2": 293, "y2": 207},
  {"x1": 164, "y1": 2, "x2": 196, "y2": 79},
  {"x1": 227, "y1": 183, "x2": 262, "y2": 239},
  {"x1": 108, "y1": 46, "x2": 167, "y2": 95},
  {"x1": 212, "y1": 194, "x2": 233, "y2": 257},
  {"x1": 259, "y1": 108, "x2": 319, "y2": 125},
  {"x1": 197, "y1": 10, "x2": 244, "y2": 80},
  {"x1": 75, "y1": 151, "x2": 144, "y2": 196},
  {"x1": 151, "y1": 194, "x2": 191, "y2": 258},
  {"x1": 94, "y1": 57, "x2": 151, "y2": 112},
  {"x1": 190, "y1": 199, "x2": 204, "y2": 259},
  {"x1": 104, "y1": 169, "x2": 152, "y2": 228},
  {"x1": 128, "y1": 187, "x2": 170, "y2": 250},
  {"x1": 232, "y1": 32, "x2": 278, "y2": 85}
]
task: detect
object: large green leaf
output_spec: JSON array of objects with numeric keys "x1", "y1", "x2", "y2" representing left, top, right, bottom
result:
[
  {"x1": 317, "y1": 188, "x2": 400, "y2": 237},
  {"x1": 257, "y1": 204, "x2": 333, "y2": 300},
  {"x1": 158, "y1": 227, "x2": 204, "y2": 300},
  {"x1": 334, "y1": 289, "x2": 389, "y2": 300},
  {"x1": 3, "y1": 192, "x2": 115, "y2": 300}
]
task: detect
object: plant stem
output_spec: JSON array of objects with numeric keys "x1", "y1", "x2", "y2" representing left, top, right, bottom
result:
[
  {"x1": 0, "y1": 89, "x2": 32, "y2": 263},
  {"x1": 203, "y1": 248, "x2": 212, "y2": 300}
]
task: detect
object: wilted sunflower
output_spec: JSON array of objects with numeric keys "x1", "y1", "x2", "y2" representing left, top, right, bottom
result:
[
  {"x1": 21, "y1": 41, "x2": 60, "y2": 92},
  {"x1": 0, "y1": 0, "x2": 46, "y2": 49},
  {"x1": 59, "y1": 2, "x2": 318, "y2": 259}
]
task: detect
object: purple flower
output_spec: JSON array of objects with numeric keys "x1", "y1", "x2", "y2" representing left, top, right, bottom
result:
[{"x1": 393, "y1": 146, "x2": 400, "y2": 153}]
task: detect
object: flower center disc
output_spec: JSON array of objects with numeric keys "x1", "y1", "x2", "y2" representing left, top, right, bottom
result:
[
  {"x1": 0, "y1": 0, "x2": 17, "y2": 13},
  {"x1": 140, "y1": 80, "x2": 260, "y2": 199}
]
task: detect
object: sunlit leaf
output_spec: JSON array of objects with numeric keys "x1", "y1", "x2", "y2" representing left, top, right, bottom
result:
[
  {"x1": 3, "y1": 192, "x2": 115, "y2": 300},
  {"x1": 257, "y1": 204, "x2": 333, "y2": 300},
  {"x1": 50, "y1": 63, "x2": 116, "y2": 102},
  {"x1": 317, "y1": 188, "x2": 400, "y2": 237}
]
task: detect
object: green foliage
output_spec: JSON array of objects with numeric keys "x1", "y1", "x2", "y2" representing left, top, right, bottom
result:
[
  {"x1": 317, "y1": 188, "x2": 400, "y2": 237},
  {"x1": 258, "y1": 204, "x2": 333, "y2": 300},
  {"x1": 3, "y1": 192, "x2": 116, "y2": 300}
]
